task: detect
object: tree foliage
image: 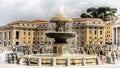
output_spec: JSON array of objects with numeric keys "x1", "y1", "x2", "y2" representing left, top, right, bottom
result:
[
  {"x1": 81, "y1": 13, "x2": 91, "y2": 18},
  {"x1": 80, "y1": 6, "x2": 117, "y2": 21}
]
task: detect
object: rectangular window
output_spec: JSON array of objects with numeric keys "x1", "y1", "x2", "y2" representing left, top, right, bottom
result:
[
  {"x1": 95, "y1": 30, "x2": 97, "y2": 35},
  {"x1": 16, "y1": 31, "x2": 19, "y2": 39},
  {"x1": 89, "y1": 27, "x2": 92, "y2": 29},
  {"x1": 0, "y1": 32, "x2": 2, "y2": 40},
  {"x1": 94, "y1": 27, "x2": 97, "y2": 29},
  {"x1": 100, "y1": 27, "x2": 103, "y2": 29},
  {"x1": 8, "y1": 42, "x2": 10, "y2": 45},
  {"x1": 8, "y1": 31, "x2": 11, "y2": 39},
  {"x1": 89, "y1": 30, "x2": 92, "y2": 34},
  {"x1": 28, "y1": 32, "x2": 30, "y2": 35},
  {"x1": 81, "y1": 27, "x2": 84, "y2": 29},
  {"x1": 89, "y1": 42, "x2": 91, "y2": 44},
  {"x1": 4, "y1": 32, "x2": 6, "y2": 39},
  {"x1": 24, "y1": 32, "x2": 26, "y2": 35},
  {"x1": 82, "y1": 36, "x2": 84, "y2": 40},
  {"x1": 107, "y1": 31, "x2": 110, "y2": 33},
  {"x1": 38, "y1": 32, "x2": 39, "y2": 36},
  {"x1": 4, "y1": 42, "x2": 6, "y2": 47},
  {"x1": 100, "y1": 31, "x2": 102, "y2": 35},
  {"x1": 89, "y1": 37, "x2": 91, "y2": 39},
  {"x1": 41, "y1": 32, "x2": 43, "y2": 35},
  {"x1": 82, "y1": 30, "x2": 84, "y2": 34},
  {"x1": 33, "y1": 32, "x2": 35, "y2": 36}
]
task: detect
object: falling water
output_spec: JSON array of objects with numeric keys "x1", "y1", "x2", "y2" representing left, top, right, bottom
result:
[
  {"x1": 47, "y1": 23, "x2": 56, "y2": 32},
  {"x1": 75, "y1": 34, "x2": 78, "y2": 46},
  {"x1": 65, "y1": 22, "x2": 73, "y2": 32},
  {"x1": 58, "y1": 0, "x2": 64, "y2": 13}
]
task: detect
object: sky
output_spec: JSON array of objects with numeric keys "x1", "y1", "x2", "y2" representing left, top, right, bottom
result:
[{"x1": 0, "y1": 0, "x2": 120, "y2": 25}]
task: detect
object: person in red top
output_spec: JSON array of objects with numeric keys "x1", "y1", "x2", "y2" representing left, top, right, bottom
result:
[
  {"x1": 100, "y1": 49, "x2": 105, "y2": 64},
  {"x1": 101, "y1": 54, "x2": 106, "y2": 64}
]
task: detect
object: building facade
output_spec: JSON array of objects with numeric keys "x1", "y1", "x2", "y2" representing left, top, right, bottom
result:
[
  {"x1": 113, "y1": 15, "x2": 120, "y2": 46},
  {"x1": 104, "y1": 21, "x2": 113, "y2": 44},
  {"x1": 0, "y1": 20, "x2": 49, "y2": 50},
  {"x1": 73, "y1": 18, "x2": 105, "y2": 46},
  {"x1": 0, "y1": 18, "x2": 111, "y2": 50}
]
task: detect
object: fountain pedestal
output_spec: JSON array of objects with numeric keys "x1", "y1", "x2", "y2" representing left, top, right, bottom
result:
[
  {"x1": 45, "y1": 32, "x2": 76, "y2": 57},
  {"x1": 53, "y1": 43, "x2": 69, "y2": 56}
]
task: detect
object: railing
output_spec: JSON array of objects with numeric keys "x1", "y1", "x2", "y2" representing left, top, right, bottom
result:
[{"x1": 22, "y1": 55, "x2": 99, "y2": 66}]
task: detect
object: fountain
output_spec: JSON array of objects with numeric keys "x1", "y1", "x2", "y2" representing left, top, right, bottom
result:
[
  {"x1": 22, "y1": 0, "x2": 99, "y2": 66},
  {"x1": 45, "y1": 13, "x2": 76, "y2": 57}
]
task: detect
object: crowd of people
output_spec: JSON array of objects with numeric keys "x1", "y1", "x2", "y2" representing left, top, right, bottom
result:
[
  {"x1": 12, "y1": 45, "x2": 31, "y2": 55},
  {"x1": 12, "y1": 44, "x2": 52, "y2": 55},
  {"x1": 11, "y1": 44, "x2": 120, "y2": 64},
  {"x1": 32, "y1": 45, "x2": 52, "y2": 54},
  {"x1": 70, "y1": 45, "x2": 120, "y2": 64}
]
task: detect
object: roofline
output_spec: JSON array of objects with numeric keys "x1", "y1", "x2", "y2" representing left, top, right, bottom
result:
[{"x1": 73, "y1": 18, "x2": 103, "y2": 22}]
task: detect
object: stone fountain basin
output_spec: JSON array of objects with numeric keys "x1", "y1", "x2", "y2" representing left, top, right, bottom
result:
[
  {"x1": 45, "y1": 32, "x2": 76, "y2": 43},
  {"x1": 45, "y1": 32, "x2": 76, "y2": 39}
]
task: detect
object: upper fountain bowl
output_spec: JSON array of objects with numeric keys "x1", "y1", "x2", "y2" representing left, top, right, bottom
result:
[
  {"x1": 50, "y1": 13, "x2": 73, "y2": 22},
  {"x1": 45, "y1": 32, "x2": 76, "y2": 43}
]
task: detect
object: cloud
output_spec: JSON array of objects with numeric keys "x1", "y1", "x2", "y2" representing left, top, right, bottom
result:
[{"x1": 0, "y1": 0, "x2": 119, "y2": 25}]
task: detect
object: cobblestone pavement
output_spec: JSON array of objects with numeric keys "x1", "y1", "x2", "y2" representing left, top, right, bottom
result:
[{"x1": 0, "y1": 62, "x2": 120, "y2": 68}]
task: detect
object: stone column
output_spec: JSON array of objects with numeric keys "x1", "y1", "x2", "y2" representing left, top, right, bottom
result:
[
  {"x1": 96, "y1": 57, "x2": 100, "y2": 65},
  {"x1": 118, "y1": 28, "x2": 120, "y2": 46},
  {"x1": 38, "y1": 57, "x2": 41, "y2": 66},
  {"x1": 82, "y1": 57, "x2": 86, "y2": 66},
  {"x1": 116, "y1": 28, "x2": 118, "y2": 45},
  {"x1": 66, "y1": 57, "x2": 70, "y2": 66},
  {"x1": 52, "y1": 57, "x2": 56, "y2": 66},
  {"x1": 112, "y1": 28, "x2": 114, "y2": 45}
]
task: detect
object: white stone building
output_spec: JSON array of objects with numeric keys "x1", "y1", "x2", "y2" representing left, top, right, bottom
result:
[{"x1": 113, "y1": 15, "x2": 120, "y2": 46}]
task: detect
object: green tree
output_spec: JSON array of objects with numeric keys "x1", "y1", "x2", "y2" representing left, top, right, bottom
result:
[
  {"x1": 87, "y1": 7, "x2": 98, "y2": 18},
  {"x1": 98, "y1": 13, "x2": 104, "y2": 20},
  {"x1": 98, "y1": 6, "x2": 110, "y2": 14},
  {"x1": 81, "y1": 13, "x2": 91, "y2": 18},
  {"x1": 80, "y1": 6, "x2": 117, "y2": 21},
  {"x1": 98, "y1": 6, "x2": 111, "y2": 20}
]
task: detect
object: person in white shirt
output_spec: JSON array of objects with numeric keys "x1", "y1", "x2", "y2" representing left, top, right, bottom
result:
[
  {"x1": 107, "y1": 50, "x2": 112, "y2": 64},
  {"x1": 111, "y1": 51, "x2": 116, "y2": 64},
  {"x1": 115, "y1": 47, "x2": 120, "y2": 59}
]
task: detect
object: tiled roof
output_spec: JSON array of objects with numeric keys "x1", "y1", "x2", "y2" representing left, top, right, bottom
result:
[
  {"x1": 7, "y1": 20, "x2": 48, "y2": 25},
  {"x1": 73, "y1": 18, "x2": 103, "y2": 22},
  {"x1": 32, "y1": 20, "x2": 48, "y2": 24}
]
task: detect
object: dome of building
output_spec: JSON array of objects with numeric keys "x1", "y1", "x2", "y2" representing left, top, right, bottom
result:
[{"x1": 50, "y1": 13, "x2": 73, "y2": 22}]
